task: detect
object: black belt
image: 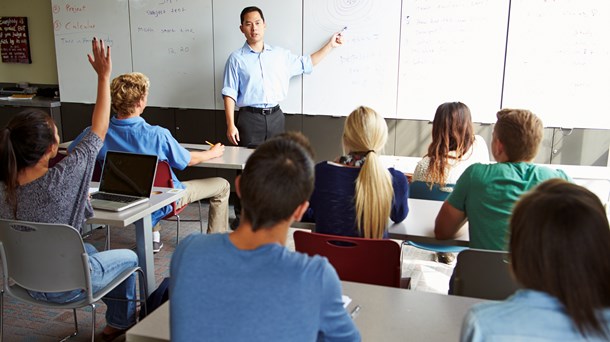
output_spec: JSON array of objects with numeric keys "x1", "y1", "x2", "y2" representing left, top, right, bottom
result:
[{"x1": 241, "y1": 105, "x2": 280, "y2": 115}]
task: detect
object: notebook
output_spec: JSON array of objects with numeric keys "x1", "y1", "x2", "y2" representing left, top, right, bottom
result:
[{"x1": 90, "y1": 151, "x2": 158, "y2": 212}]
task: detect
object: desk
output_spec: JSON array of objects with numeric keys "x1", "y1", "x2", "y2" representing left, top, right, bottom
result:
[
  {"x1": 87, "y1": 184, "x2": 185, "y2": 294},
  {"x1": 293, "y1": 199, "x2": 469, "y2": 246},
  {"x1": 389, "y1": 198, "x2": 469, "y2": 246},
  {"x1": 181, "y1": 143, "x2": 252, "y2": 170},
  {"x1": 126, "y1": 281, "x2": 486, "y2": 342}
]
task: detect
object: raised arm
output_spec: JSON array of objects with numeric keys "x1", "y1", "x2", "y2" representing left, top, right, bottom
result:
[
  {"x1": 188, "y1": 143, "x2": 225, "y2": 166},
  {"x1": 88, "y1": 38, "x2": 112, "y2": 141},
  {"x1": 311, "y1": 32, "x2": 343, "y2": 66}
]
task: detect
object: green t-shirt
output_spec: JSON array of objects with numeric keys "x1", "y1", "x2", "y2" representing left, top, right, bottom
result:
[{"x1": 447, "y1": 162, "x2": 571, "y2": 251}]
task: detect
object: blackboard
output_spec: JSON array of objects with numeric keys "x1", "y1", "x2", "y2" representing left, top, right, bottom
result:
[{"x1": 0, "y1": 17, "x2": 32, "y2": 64}]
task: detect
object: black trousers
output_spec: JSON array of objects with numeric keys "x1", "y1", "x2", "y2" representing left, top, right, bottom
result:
[
  {"x1": 233, "y1": 107, "x2": 285, "y2": 224},
  {"x1": 236, "y1": 107, "x2": 285, "y2": 147}
]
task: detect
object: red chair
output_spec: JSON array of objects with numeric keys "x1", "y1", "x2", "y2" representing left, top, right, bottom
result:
[
  {"x1": 293, "y1": 230, "x2": 410, "y2": 289},
  {"x1": 154, "y1": 161, "x2": 203, "y2": 243}
]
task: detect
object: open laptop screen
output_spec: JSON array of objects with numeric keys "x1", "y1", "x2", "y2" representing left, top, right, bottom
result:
[{"x1": 99, "y1": 151, "x2": 158, "y2": 197}]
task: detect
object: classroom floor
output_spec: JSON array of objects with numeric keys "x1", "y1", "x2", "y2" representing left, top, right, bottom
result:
[{"x1": 0, "y1": 202, "x2": 455, "y2": 341}]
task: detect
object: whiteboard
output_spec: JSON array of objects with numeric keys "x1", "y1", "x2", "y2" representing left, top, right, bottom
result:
[
  {"x1": 129, "y1": 0, "x2": 215, "y2": 109},
  {"x1": 303, "y1": 0, "x2": 402, "y2": 118},
  {"x1": 397, "y1": 0, "x2": 509, "y2": 123},
  {"x1": 52, "y1": 0, "x2": 132, "y2": 103},
  {"x1": 503, "y1": 0, "x2": 610, "y2": 129},
  {"x1": 212, "y1": 0, "x2": 303, "y2": 113}
]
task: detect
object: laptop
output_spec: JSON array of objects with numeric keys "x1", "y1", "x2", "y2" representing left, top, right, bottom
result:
[{"x1": 90, "y1": 151, "x2": 158, "y2": 212}]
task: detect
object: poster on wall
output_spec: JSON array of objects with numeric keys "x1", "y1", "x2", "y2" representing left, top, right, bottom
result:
[{"x1": 0, "y1": 17, "x2": 32, "y2": 64}]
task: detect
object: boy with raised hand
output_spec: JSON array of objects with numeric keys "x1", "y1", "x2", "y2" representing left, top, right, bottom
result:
[
  {"x1": 435, "y1": 109, "x2": 571, "y2": 251},
  {"x1": 170, "y1": 133, "x2": 360, "y2": 342}
]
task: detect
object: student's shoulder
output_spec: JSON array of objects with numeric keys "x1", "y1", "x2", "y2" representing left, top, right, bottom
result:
[{"x1": 287, "y1": 249, "x2": 333, "y2": 275}]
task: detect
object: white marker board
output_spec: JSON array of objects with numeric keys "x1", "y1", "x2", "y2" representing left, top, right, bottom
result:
[
  {"x1": 397, "y1": 0, "x2": 509, "y2": 123},
  {"x1": 51, "y1": 0, "x2": 132, "y2": 103},
  {"x1": 303, "y1": 0, "x2": 402, "y2": 118},
  {"x1": 503, "y1": 0, "x2": 610, "y2": 129},
  {"x1": 212, "y1": 0, "x2": 303, "y2": 113},
  {"x1": 129, "y1": 0, "x2": 215, "y2": 109}
]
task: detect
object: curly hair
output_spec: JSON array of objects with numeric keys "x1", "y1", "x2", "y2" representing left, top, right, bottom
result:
[{"x1": 110, "y1": 72, "x2": 149, "y2": 117}]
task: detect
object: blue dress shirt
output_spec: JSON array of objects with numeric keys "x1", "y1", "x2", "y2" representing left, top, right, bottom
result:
[{"x1": 222, "y1": 42, "x2": 313, "y2": 108}]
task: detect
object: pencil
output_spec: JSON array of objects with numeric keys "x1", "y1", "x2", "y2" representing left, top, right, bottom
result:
[{"x1": 205, "y1": 140, "x2": 214, "y2": 146}]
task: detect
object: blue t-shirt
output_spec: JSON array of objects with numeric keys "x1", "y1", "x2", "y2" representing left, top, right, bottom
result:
[
  {"x1": 170, "y1": 233, "x2": 361, "y2": 342},
  {"x1": 305, "y1": 161, "x2": 409, "y2": 238},
  {"x1": 69, "y1": 116, "x2": 191, "y2": 225},
  {"x1": 461, "y1": 289, "x2": 610, "y2": 341}
]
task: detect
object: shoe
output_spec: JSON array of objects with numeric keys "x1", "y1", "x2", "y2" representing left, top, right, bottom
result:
[
  {"x1": 436, "y1": 252, "x2": 455, "y2": 264},
  {"x1": 153, "y1": 241, "x2": 164, "y2": 253},
  {"x1": 101, "y1": 326, "x2": 128, "y2": 341}
]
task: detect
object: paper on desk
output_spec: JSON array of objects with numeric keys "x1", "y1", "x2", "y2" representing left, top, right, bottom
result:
[
  {"x1": 342, "y1": 295, "x2": 352, "y2": 308},
  {"x1": 89, "y1": 187, "x2": 99, "y2": 194}
]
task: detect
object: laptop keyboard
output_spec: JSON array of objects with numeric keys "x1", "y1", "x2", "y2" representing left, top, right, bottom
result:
[{"x1": 91, "y1": 193, "x2": 140, "y2": 203}]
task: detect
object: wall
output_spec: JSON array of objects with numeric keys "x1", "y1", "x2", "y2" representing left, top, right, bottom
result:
[
  {"x1": 2, "y1": 2, "x2": 609, "y2": 167},
  {"x1": 0, "y1": 0, "x2": 58, "y2": 85}
]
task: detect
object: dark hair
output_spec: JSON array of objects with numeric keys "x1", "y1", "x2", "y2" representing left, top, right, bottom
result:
[
  {"x1": 425, "y1": 102, "x2": 474, "y2": 187},
  {"x1": 494, "y1": 108, "x2": 542, "y2": 162},
  {"x1": 269, "y1": 131, "x2": 315, "y2": 159},
  {"x1": 510, "y1": 179, "x2": 610, "y2": 338},
  {"x1": 240, "y1": 6, "x2": 265, "y2": 24},
  {"x1": 0, "y1": 109, "x2": 57, "y2": 216},
  {"x1": 240, "y1": 134, "x2": 314, "y2": 231}
]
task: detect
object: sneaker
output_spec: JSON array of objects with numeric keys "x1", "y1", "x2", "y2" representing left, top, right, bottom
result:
[
  {"x1": 153, "y1": 241, "x2": 164, "y2": 253},
  {"x1": 435, "y1": 252, "x2": 455, "y2": 264}
]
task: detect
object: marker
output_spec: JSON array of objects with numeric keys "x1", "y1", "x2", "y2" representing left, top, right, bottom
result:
[
  {"x1": 205, "y1": 140, "x2": 215, "y2": 146},
  {"x1": 339, "y1": 26, "x2": 348, "y2": 35},
  {"x1": 350, "y1": 305, "x2": 361, "y2": 319}
]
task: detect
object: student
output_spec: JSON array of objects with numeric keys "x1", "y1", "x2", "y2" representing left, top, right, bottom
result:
[
  {"x1": 69, "y1": 72, "x2": 230, "y2": 252},
  {"x1": 461, "y1": 179, "x2": 610, "y2": 341},
  {"x1": 435, "y1": 108, "x2": 570, "y2": 251},
  {"x1": 305, "y1": 106, "x2": 409, "y2": 239},
  {"x1": 222, "y1": 6, "x2": 343, "y2": 147},
  {"x1": 0, "y1": 39, "x2": 138, "y2": 339},
  {"x1": 170, "y1": 134, "x2": 361, "y2": 342},
  {"x1": 413, "y1": 102, "x2": 489, "y2": 188},
  {"x1": 413, "y1": 102, "x2": 489, "y2": 263}
]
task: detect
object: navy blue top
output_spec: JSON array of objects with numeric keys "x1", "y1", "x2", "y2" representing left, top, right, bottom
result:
[{"x1": 304, "y1": 161, "x2": 409, "y2": 238}]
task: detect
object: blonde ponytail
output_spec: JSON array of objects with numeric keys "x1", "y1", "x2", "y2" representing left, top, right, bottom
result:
[{"x1": 343, "y1": 107, "x2": 393, "y2": 239}]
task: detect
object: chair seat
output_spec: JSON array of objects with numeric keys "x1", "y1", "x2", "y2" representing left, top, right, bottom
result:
[
  {"x1": 406, "y1": 240, "x2": 468, "y2": 253},
  {"x1": 5, "y1": 266, "x2": 141, "y2": 309}
]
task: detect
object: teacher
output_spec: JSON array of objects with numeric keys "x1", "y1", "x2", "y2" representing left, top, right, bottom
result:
[{"x1": 222, "y1": 6, "x2": 343, "y2": 147}]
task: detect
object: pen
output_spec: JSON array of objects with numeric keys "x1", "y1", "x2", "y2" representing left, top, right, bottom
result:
[
  {"x1": 205, "y1": 140, "x2": 215, "y2": 146},
  {"x1": 349, "y1": 305, "x2": 361, "y2": 319},
  {"x1": 339, "y1": 26, "x2": 348, "y2": 35}
]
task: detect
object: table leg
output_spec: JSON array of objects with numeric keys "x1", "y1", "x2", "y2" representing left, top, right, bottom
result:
[{"x1": 134, "y1": 215, "x2": 156, "y2": 296}]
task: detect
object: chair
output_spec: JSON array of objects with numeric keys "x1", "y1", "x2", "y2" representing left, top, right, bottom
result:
[
  {"x1": 293, "y1": 231, "x2": 410, "y2": 289},
  {"x1": 450, "y1": 248, "x2": 521, "y2": 300},
  {"x1": 0, "y1": 218, "x2": 147, "y2": 341},
  {"x1": 408, "y1": 181, "x2": 454, "y2": 201},
  {"x1": 154, "y1": 160, "x2": 203, "y2": 243}
]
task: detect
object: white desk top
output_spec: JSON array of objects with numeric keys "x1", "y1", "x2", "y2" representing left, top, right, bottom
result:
[
  {"x1": 181, "y1": 143, "x2": 252, "y2": 170},
  {"x1": 388, "y1": 198, "x2": 469, "y2": 246},
  {"x1": 126, "y1": 281, "x2": 485, "y2": 342},
  {"x1": 87, "y1": 184, "x2": 185, "y2": 227}
]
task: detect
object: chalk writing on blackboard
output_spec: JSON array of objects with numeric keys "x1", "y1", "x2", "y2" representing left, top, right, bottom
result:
[{"x1": 0, "y1": 17, "x2": 32, "y2": 64}]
